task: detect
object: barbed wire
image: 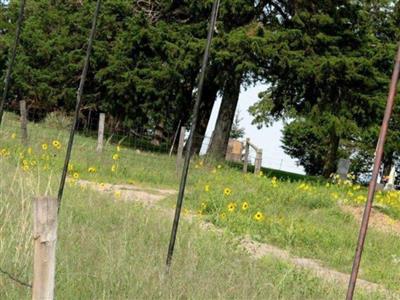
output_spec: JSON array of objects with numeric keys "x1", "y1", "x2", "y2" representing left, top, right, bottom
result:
[{"x1": 0, "y1": 266, "x2": 32, "y2": 289}]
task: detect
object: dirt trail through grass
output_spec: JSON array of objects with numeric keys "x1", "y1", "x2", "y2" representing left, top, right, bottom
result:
[
  {"x1": 341, "y1": 204, "x2": 400, "y2": 236},
  {"x1": 78, "y1": 179, "x2": 393, "y2": 296}
]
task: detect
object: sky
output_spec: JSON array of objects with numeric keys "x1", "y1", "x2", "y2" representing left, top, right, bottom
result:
[{"x1": 203, "y1": 83, "x2": 305, "y2": 175}]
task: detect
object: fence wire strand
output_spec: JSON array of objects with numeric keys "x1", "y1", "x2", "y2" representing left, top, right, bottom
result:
[{"x1": 0, "y1": 267, "x2": 32, "y2": 289}]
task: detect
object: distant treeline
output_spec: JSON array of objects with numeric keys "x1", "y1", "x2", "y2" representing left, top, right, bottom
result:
[{"x1": 1, "y1": 1, "x2": 400, "y2": 177}]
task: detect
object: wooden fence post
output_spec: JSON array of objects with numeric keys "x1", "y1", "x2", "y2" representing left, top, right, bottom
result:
[
  {"x1": 32, "y1": 197, "x2": 58, "y2": 300},
  {"x1": 176, "y1": 126, "x2": 186, "y2": 172},
  {"x1": 20, "y1": 100, "x2": 28, "y2": 146},
  {"x1": 254, "y1": 149, "x2": 263, "y2": 175},
  {"x1": 96, "y1": 113, "x2": 105, "y2": 153},
  {"x1": 243, "y1": 138, "x2": 250, "y2": 173}
]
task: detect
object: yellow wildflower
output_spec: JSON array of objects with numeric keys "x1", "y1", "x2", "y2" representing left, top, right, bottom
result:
[
  {"x1": 254, "y1": 211, "x2": 264, "y2": 221},
  {"x1": 241, "y1": 202, "x2": 249, "y2": 210},
  {"x1": 11, "y1": 133, "x2": 16, "y2": 139},
  {"x1": 204, "y1": 184, "x2": 210, "y2": 192},
  {"x1": 42, "y1": 143, "x2": 48, "y2": 151},
  {"x1": 220, "y1": 212, "x2": 226, "y2": 219},
  {"x1": 52, "y1": 140, "x2": 61, "y2": 149},
  {"x1": 73, "y1": 172, "x2": 79, "y2": 179},
  {"x1": 88, "y1": 167, "x2": 96, "y2": 173},
  {"x1": 227, "y1": 202, "x2": 236, "y2": 212},
  {"x1": 111, "y1": 164, "x2": 117, "y2": 172},
  {"x1": 223, "y1": 187, "x2": 232, "y2": 196},
  {"x1": 112, "y1": 153, "x2": 120, "y2": 160},
  {"x1": 68, "y1": 163, "x2": 74, "y2": 171}
]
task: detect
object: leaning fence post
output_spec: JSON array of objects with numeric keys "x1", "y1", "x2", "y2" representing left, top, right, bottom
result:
[
  {"x1": 19, "y1": 100, "x2": 28, "y2": 146},
  {"x1": 176, "y1": 126, "x2": 186, "y2": 172},
  {"x1": 96, "y1": 113, "x2": 105, "y2": 153},
  {"x1": 32, "y1": 197, "x2": 58, "y2": 300},
  {"x1": 254, "y1": 148, "x2": 263, "y2": 175},
  {"x1": 243, "y1": 138, "x2": 250, "y2": 173}
]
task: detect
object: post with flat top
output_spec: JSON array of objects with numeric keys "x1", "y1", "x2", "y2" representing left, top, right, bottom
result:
[
  {"x1": 32, "y1": 197, "x2": 58, "y2": 300},
  {"x1": 254, "y1": 148, "x2": 263, "y2": 175},
  {"x1": 96, "y1": 113, "x2": 105, "y2": 153},
  {"x1": 20, "y1": 100, "x2": 28, "y2": 146}
]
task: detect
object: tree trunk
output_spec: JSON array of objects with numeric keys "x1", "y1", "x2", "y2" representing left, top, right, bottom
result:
[
  {"x1": 207, "y1": 76, "x2": 241, "y2": 160},
  {"x1": 322, "y1": 127, "x2": 340, "y2": 178},
  {"x1": 383, "y1": 151, "x2": 394, "y2": 177},
  {"x1": 151, "y1": 120, "x2": 165, "y2": 146},
  {"x1": 191, "y1": 78, "x2": 219, "y2": 155}
]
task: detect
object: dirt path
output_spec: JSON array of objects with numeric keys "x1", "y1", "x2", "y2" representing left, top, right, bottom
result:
[
  {"x1": 79, "y1": 180, "x2": 394, "y2": 296},
  {"x1": 341, "y1": 204, "x2": 400, "y2": 236}
]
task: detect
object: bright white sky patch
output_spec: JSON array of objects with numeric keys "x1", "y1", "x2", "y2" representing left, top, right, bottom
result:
[{"x1": 204, "y1": 83, "x2": 305, "y2": 174}]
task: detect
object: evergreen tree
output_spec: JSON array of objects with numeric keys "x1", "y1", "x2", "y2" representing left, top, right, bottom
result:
[{"x1": 250, "y1": 0, "x2": 395, "y2": 176}]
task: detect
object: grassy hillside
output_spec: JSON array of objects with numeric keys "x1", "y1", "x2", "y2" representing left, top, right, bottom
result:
[{"x1": 1, "y1": 112, "x2": 399, "y2": 298}]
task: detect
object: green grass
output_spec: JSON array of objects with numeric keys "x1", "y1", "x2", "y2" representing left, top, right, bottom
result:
[
  {"x1": 0, "y1": 158, "x2": 382, "y2": 299},
  {"x1": 184, "y1": 169, "x2": 400, "y2": 293},
  {"x1": 0, "y1": 112, "x2": 398, "y2": 298}
]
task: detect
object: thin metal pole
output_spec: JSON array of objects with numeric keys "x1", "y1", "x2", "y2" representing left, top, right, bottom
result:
[
  {"x1": 166, "y1": 0, "x2": 220, "y2": 269},
  {"x1": 169, "y1": 120, "x2": 181, "y2": 157},
  {"x1": 0, "y1": 0, "x2": 26, "y2": 125},
  {"x1": 346, "y1": 44, "x2": 400, "y2": 300},
  {"x1": 57, "y1": 0, "x2": 102, "y2": 213}
]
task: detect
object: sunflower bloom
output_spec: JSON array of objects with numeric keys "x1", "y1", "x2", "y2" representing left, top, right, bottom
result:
[
  {"x1": 73, "y1": 172, "x2": 79, "y2": 179},
  {"x1": 242, "y1": 202, "x2": 249, "y2": 210},
  {"x1": 52, "y1": 140, "x2": 61, "y2": 149},
  {"x1": 227, "y1": 202, "x2": 236, "y2": 212},
  {"x1": 223, "y1": 188, "x2": 232, "y2": 196},
  {"x1": 42, "y1": 143, "x2": 48, "y2": 151},
  {"x1": 254, "y1": 211, "x2": 264, "y2": 221}
]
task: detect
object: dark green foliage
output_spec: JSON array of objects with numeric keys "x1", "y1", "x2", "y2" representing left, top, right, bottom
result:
[{"x1": 250, "y1": 1, "x2": 398, "y2": 176}]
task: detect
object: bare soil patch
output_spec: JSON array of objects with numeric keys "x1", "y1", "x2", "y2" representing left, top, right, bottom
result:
[{"x1": 341, "y1": 204, "x2": 400, "y2": 236}]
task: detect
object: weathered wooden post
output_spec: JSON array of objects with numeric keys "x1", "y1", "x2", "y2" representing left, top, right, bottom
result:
[
  {"x1": 96, "y1": 113, "x2": 105, "y2": 153},
  {"x1": 19, "y1": 100, "x2": 28, "y2": 146},
  {"x1": 32, "y1": 197, "x2": 58, "y2": 300},
  {"x1": 176, "y1": 126, "x2": 186, "y2": 172},
  {"x1": 243, "y1": 138, "x2": 250, "y2": 173},
  {"x1": 254, "y1": 148, "x2": 263, "y2": 175}
]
